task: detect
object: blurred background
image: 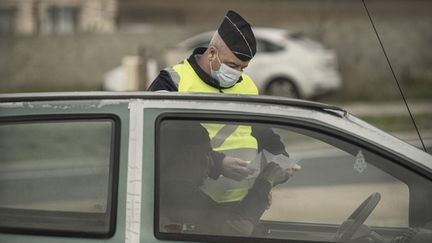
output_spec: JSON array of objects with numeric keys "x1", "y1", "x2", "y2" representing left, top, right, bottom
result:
[{"x1": 0, "y1": 0, "x2": 431, "y2": 152}]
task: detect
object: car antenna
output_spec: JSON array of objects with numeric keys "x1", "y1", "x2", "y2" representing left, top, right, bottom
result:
[{"x1": 362, "y1": 0, "x2": 427, "y2": 152}]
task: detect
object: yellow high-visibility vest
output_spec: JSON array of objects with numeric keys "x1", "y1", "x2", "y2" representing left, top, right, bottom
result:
[{"x1": 166, "y1": 59, "x2": 259, "y2": 202}]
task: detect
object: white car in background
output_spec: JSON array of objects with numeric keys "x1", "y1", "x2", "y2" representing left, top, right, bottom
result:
[{"x1": 168, "y1": 28, "x2": 342, "y2": 99}]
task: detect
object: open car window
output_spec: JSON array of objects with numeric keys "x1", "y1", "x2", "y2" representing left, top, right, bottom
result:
[{"x1": 155, "y1": 117, "x2": 432, "y2": 242}]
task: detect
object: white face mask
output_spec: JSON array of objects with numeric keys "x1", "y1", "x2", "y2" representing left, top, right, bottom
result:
[{"x1": 210, "y1": 53, "x2": 242, "y2": 88}]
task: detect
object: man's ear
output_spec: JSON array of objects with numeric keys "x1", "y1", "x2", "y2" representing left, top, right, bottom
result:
[{"x1": 207, "y1": 46, "x2": 217, "y2": 61}]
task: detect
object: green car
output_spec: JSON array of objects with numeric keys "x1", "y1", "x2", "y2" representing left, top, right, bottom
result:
[{"x1": 1, "y1": 92, "x2": 431, "y2": 243}]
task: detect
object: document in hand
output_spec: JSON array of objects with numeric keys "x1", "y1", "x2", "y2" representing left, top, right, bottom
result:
[{"x1": 249, "y1": 149, "x2": 300, "y2": 172}]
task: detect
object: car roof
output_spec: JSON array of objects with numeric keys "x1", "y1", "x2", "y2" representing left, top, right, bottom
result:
[
  {"x1": 0, "y1": 91, "x2": 345, "y2": 115},
  {"x1": 178, "y1": 27, "x2": 289, "y2": 49}
]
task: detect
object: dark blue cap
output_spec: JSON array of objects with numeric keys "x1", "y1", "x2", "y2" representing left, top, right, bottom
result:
[{"x1": 217, "y1": 10, "x2": 256, "y2": 61}]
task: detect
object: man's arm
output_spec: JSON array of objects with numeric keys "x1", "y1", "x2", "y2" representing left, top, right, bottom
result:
[
  {"x1": 207, "y1": 151, "x2": 225, "y2": 179},
  {"x1": 148, "y1": 70, "x2": 178, "y2": 91},
  {"x1": 252, "y1": 125, "x2": 289, "y2": 157},
  {"x1": 245, "y1": 77, "x2": 288, "y2": 156},
  {"x1": 199, "y1": 177, "x2": 271, "y2": 235},
  {"x1": 205, "y1": 162, "x2": 295, "y2": 235},
  {"x1": 208, "y1": 152, "x2": 255, "y2": 181}
]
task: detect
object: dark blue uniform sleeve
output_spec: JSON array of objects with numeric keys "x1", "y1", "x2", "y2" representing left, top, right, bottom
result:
[
  {"x1": 252, "y1": 126, "x2": 289, "y2": 157},
  {"x1": 147, "y1": 70, "x2": 178, "y2": 91},
  {"x1": 208, "y1": 151, "x2": 226, "y2": 180}
]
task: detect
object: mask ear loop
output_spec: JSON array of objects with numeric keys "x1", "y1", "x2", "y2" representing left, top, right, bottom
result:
[
  {"x1": 208, "y1": 46, "x2": 223, "y2": 90},
  {"x1": 209, "y1": 46, "x2": 221, "y2": 71},
  {"x1": 215, "y1": 52, "x2": 222, "y2": 66}
]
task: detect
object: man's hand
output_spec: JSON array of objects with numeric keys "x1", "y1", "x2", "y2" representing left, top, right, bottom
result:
[
  {"x1": 287, "y1": 164, "x2": 302, "y2": 177},
  {"x1": 258, "y1": 162, "x2": 301, "y2": 187},
  {"x1": 221, "y1": 156, "x2": 255, "y2": 181}
]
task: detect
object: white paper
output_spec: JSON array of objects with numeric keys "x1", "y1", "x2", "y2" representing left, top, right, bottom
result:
[{"x1": 249, "y1": 149, "x2": 300, "y2": 172}]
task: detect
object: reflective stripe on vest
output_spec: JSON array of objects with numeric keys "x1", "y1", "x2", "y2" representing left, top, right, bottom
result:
[
  {"x1": 201, "y1": 123, "x2": 257, "y2": 152},
  {"x1": 210, "y1": 125, "x2": 239, "y2": 148},
  {"x1": 172, "y1": 59, "x2": 259, "y2": 202}
]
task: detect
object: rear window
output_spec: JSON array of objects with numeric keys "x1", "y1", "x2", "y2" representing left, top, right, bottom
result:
[{"x1": 0, "y1": 116, "x2": 119, "y2": 237}]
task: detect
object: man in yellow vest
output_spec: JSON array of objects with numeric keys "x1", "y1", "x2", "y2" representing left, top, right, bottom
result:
[{"x1": 149, "y1": 10, "x2": 300, "y2": 203}]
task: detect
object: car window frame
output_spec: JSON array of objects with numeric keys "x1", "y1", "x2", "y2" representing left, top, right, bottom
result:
[
  {"x1": 0, "y1": 113, "x2": 121, "y2": 238},
  {"x1": 153, "y1": 111, "x2": 432, "y2": 243}
]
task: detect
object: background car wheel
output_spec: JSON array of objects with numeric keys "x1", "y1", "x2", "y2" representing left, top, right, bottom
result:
[{"x1": 265, "y1": 78, "x2": 300, "y2": 98}]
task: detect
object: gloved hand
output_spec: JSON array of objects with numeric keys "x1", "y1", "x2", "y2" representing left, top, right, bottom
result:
[
  {"x1": 257, "y1": 162, "x2": 301, "y2": 187},
  {"x1": 221, "y1": 156, "x2": 255, "y2": 181}
]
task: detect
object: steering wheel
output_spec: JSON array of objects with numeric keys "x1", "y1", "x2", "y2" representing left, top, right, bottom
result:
[{"x1": 334, "y1": 192, "x2": 381, "y2": 242}]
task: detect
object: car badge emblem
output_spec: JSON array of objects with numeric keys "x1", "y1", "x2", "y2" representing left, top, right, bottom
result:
[{"x1": 354, "y1": 150, "x2": 367, "y2": 173}]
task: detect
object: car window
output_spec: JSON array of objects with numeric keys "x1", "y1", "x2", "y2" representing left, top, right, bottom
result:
[
  {"x1": 263, "y1": 127, "x2": 409, "y2": 227},
  {"x1": 155, "y1": 118, "x2": 432, "y2": 242},
  {"x1": 256, "y1": 38, "x2": 284, "y2": 53},
  {"x1": 0, "y1": 117, "x2": 118, "y2": 236}
]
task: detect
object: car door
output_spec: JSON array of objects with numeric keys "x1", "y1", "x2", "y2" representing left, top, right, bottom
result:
[
  {"x1": 0, "y1": 98, "x2": 130, "y2": 243},
  {"x1": 145, "y1": 97, "x2": 432, "y2": 243}
]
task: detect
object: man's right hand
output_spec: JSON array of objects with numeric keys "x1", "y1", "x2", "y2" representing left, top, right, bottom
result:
[
  {"x1": 258, "y1": 162, "x2": 301, "y2": 187},
  {"x1": 221, "y1": 156, "x2": 255, "y2": 181}
]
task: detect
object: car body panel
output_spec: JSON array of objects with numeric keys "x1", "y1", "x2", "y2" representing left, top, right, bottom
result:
[
  {"x1": 0, "y1": 92, "x2": 431, "y2": 243},
  {"x1": 1, "y1": 92, "x2": 428, "y2": 167},
  {"x1": 0, "y1": 99, "x2": 130, "y2": 242}
]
